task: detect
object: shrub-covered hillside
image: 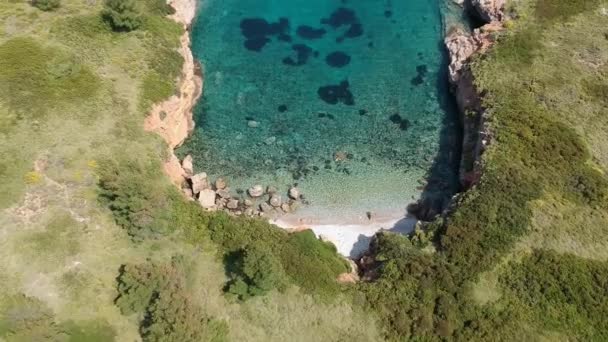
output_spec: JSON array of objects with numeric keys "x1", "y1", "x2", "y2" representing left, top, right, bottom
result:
[
  {"x1": 359, "y1": 0, "x2": 608, "y2": 340},
  {"x1": 1, "y1": 0, "x2": 607, "y2": 341}
]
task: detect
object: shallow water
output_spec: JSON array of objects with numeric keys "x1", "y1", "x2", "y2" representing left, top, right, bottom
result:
[{"x1": 179, "y1": 0, "x2": 460, "y2": 225}]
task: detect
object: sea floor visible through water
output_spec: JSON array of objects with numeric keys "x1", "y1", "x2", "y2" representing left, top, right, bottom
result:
[{"x1": 178, "y1": 0, "x2": 462, "y2": 255}]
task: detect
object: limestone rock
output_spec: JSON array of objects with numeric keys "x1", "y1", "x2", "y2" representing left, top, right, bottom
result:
[
  {"x1": 247, "y1": 120, "x2": 259, "y2": 128},
  {"x1": 191, "y1": 172, "x2": 209, "y2": 194},
  {"x1": 444, "y1": 29, "x2": 479, "y2": 84},
  {"x1": 269, "y1": 194, "x2": 282, "y2": 207},
  {"x1": 259, "y1": 202, "x2": 273, "y2": 213},
  {"x1": 248, "y1": 184, "x2": 264, "y2": 198},
  {"x1": 243, "y1": 199, "x2": 254, "y2": 207},
  {"x1": 216, "y1": 189, "x2": 231, "y2": 199},
  {"x1": 266, "y1": 185, "x2": 278, "y2": 194},
  {"x1": 288, "y1": 186, "x2": 300, "y2": 200},
  {"x1": 198, "y1": 189, "x2": 216, "y2": 209},
  {"x1": 215, "y1": 177, "x2": 227, "y2": 190},
  {"x1": 227, "y1": 199, "x2": 239, "y2": 210},
  {"x1": 183, "y1": 187, "x2": 193, "y2": 199},
  {"x1": 182, "y1": 155, "x2": 194, "y2": 176},
  {"x1": 281, "y1": 203, "x2": 291, "y2": 213},
  {"x1": 471, "y1": 0, "x2": 505, "y2": 23}
]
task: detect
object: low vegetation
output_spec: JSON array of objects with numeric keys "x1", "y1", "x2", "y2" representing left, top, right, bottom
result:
[
  {"x1": 1, "y1": 0, "x2": 607, "y2": 340},
  {"x1": 32, "y1": 0, "x2": 61, "y2": 12}
]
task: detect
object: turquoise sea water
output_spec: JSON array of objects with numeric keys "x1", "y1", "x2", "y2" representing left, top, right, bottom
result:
[{"x1": 179, "y1": 0, "x2": 460, "y2": 224}]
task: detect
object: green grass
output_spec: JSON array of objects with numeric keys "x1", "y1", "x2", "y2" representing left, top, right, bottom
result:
[{"x1": 0, "y1": 37, "x2": 99, "y2": 119}]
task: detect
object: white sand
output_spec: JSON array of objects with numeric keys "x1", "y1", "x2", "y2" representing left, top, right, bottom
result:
[{"x1": 273, "y1": 215, "x2": 418, "y2": 258}]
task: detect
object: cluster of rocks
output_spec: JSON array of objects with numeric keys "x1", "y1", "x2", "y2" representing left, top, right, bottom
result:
[{"x1": 181, "y1": 155, "x2": 303, "y2": 217}]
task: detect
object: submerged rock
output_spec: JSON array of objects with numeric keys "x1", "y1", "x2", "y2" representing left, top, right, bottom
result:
[
  {"x1": 215, "y1": 177, "x2": 227, "y2": 190},
  {"x1": 288, "y1": 186, "x2": 300, "y2": 200},
  {"x1": 248, "y1": 184, "x2": 265, "y2": 197},
  {"x1": 270, "y1": 194, "x2": 282, "y2": 207},
  {"x1": 326, "y1": 51, "x2": 351, "y2": 68},
  {"x1": 317, "y1": 80, "x2": 354, "y2": 105}
]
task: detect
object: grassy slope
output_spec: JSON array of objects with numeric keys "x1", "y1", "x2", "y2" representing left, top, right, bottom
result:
[{"x1": 0, "y1": 1, "x2": 380, "y2": 341}]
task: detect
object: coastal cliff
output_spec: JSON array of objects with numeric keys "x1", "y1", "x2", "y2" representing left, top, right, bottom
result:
[
  {"x1": 144, "y1": 0, "x2": 202, "y2": 185},
  {"x1": 445, "y1": 0, "x2": 505, "y2": 189}
]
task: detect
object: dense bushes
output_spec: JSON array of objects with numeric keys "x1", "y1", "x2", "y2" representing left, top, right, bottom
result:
[
  {"x1": 97, "y1": 155, "x2": 178, "y2": 240},
  {"x1": 102, "y1": 0, "x2": 142, "y2": 31},
  {"x1": 501, "y1": 250, "x2": 608, "y2": 339},
  {"x1": 115, "y1": 257, "x2": 229, "y2": 342},
  {"x1": 32, "y1": 0, "x2": 60, "y2": 11},
  {"x1": 226, "y1": 242, "x2": 288, "y2": 299},
  {"x1": 98, "y1": 155, "x2": 348, "y2": 298}
]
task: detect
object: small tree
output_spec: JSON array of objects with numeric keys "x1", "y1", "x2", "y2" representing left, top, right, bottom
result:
[
  {"x1": 102, "y1": 0, "x2": 142, "y2": 32},
  {"x1": 32, "y1": 0, "x2": 61, "y2": 11},
  {"x1": 227, "y1": 243, "x2": 288, "y2": 299}
]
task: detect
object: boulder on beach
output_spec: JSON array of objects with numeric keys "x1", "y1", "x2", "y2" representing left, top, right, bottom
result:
[
  {"x1": 191, "y1": 172, "x2": 209, "y2": 194},
  {"x1": 182, "y1": 155, "x2": 194, "y2": 176},
  {"x1": 227, "y1": 199, "x2": 239, "y2": 209},
  {"x1": 259, "y1": 202, "x2": 273, "y2": 213},
  {"x1": 248, "y1": 184, "x2": 265, "y2": 197},
  {"x1": 216, "y1": 189, "x2": 231, "y2": 199},
  {"x1": 198, "y1": 189, "x2": 216, "y2": 209}
]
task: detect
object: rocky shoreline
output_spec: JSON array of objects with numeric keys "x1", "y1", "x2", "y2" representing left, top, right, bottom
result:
[
  {"x1": 144, "y1": 0, "x2": 202, "y2": 186},
  {"x1": 360, "y1": 0, "x2": 507, "y2": 273},
  {"x1": 446, "y1": 0, "x2": 505, "y2": 189},
  {"x1": 148, "y1": 0, "x2": 506, "y2": 260}
]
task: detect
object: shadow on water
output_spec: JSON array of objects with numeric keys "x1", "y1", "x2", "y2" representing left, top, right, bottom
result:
[{"x1": 406, "y1": 35, "x2": 462, "y2": 222}]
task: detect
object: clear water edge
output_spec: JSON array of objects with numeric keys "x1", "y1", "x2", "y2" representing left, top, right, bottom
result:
[{"x1": 178, "y1": 0, "x2": 462, "y2": 255}]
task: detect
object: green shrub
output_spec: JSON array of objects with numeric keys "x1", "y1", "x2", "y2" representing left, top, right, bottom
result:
[
  {"x1": 143, "y1": 0, "x2": 176, "y2": 16},
  {"x1": 115, "y1": 257, "x2": 229, "y2": 342},
  {"x1": 227, "y1": 242, "x2": 288, "y2": 299},
  {"x1": 102, "y1": 0, "x2": 142, "y2": 32},
  {"x1": 32, "y1": 0, "x2": 60, "y2": 11},
  {"x1": 500, "y1": 250, "x2": 608, "y2": 339},
  {"x1": 97, "y1": 154, "x2": 177, "y2": 240}
]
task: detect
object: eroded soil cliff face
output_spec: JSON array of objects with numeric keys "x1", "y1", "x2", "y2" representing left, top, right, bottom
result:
[{"x1": 144, "y1": 0, "x2": 202, "y2": 185}]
